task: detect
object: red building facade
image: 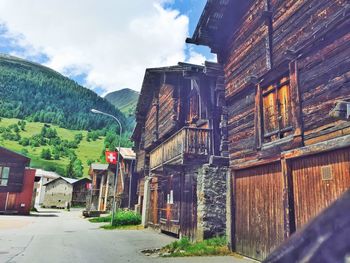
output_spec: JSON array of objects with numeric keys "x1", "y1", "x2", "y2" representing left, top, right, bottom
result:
[{"x1": 0, "y1": 147, "x2": 35, "y2": 215}]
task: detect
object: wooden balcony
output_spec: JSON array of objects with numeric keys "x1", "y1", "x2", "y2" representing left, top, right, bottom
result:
[{"x1": 150, "y1": 127, "x2": 212, "y2": 171}]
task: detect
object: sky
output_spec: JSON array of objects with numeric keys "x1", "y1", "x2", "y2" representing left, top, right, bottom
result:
[{"x1": 0, "y1": 0, "x2": 214, "y2": 95}]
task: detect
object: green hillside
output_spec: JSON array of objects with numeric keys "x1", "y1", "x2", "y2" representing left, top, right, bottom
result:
[
  {"x1": 104, "y1": 88, "x2": 139, "y2": 117},
  {"x1": 0, "y1": 118, "x2": 105, "y2": 176},
  {"x1": 0, "y1": 54, "x2": 129, "y2": 131}
]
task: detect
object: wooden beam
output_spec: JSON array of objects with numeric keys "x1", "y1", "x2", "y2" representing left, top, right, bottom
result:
[
  {"x1": 281, "y1": 158, "x2": 295, "y2": 239},
  {"x1": 282, "y1": 134, "x2": 350, "y2": 160}
]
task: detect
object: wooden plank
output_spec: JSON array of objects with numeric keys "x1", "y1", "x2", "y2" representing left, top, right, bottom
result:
[
  {"x1": 234, "y1": 162, "x2": 284, "y2": 261},
  {"x1": 291, "y1": 148, "x2": 350, "y2": 229}
]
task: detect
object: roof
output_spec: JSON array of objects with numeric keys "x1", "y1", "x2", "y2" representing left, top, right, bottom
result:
[
  {"x1": 90, "y1": 163, "x2": 109, "y2": 171},
  {"x1": 132, "y1": 62, "x2": 205, "y2": 142},
  {"x1": 0, "y1": 146, "x2": 30, "y2": 163},
  {"x1": 43, "y1": 176, "x2": 78, "y2": 186},
  {"x1": 186, "y1": 0, "x2": 253, "y2": 51},
  {"x1": 117, "y1": 147, "x2": 136, "y2": 160},
  {"x1": 34, "y1": 169, "x2": 61, "y2": 179},
  {"x1": 73, "y1": 177, "x2": 91, "y2": 185}
]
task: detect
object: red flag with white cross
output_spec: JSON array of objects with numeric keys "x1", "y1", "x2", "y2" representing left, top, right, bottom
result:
[{"x1": 105, "y1": 151, "x2": 118, "y2": 164}]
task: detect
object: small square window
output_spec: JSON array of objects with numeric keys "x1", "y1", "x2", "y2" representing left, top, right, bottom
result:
[{"x1": 0, "y1": 167, "x2": 10, "y2": 186}]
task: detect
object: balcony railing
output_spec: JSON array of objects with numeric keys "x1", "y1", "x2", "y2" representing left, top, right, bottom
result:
[{"x1": 150, "y1": 127, "x2": 212, "y2": 170}]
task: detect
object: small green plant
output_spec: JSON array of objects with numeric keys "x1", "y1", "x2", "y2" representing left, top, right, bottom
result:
[
  {"x1": 89, "y1": 210, "x2": 141, "y2": 227},
  {"x1": 161, "y1": 236, "x2": 230, "y2": 257}
]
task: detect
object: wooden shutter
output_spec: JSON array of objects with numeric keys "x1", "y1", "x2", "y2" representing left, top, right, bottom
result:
[
  {"x1": 263, "y1": 90, "x2": 277, "y2": 134},
  {"x1": 278, "y1": 84, "x2": 291, "y2": 129}
]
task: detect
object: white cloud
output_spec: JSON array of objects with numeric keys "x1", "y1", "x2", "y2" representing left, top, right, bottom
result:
[{"x1": 0, "y1": 0, "x2": 202, "y2": 94}]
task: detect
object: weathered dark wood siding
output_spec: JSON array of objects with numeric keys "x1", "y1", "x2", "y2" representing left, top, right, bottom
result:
[
  {"x1": 224, "y1": 0, "x2": 349, "y2": 165},
  {"x1": 144, "y1": 100, "x2": 158, "y2": 149},
  {"x1": 135, "y1": 150, "x2": 146, "y2": 173},
  {"x1": 158, "y1": 84, "x2": 178, "y2": 139},
  {"x1": 272, "y1": 0, "x2": 350, "y2": 145},
  {"x1": 234, "y1": 162, "x2": 284, "y2": 261}
]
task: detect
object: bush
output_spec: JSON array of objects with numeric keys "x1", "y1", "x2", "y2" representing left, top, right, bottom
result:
[
  {"x1": 41, "y1": 148, "x2": 52, "y2": 160},
  {"x1": 162, "y1": 236, "x2": 229, "y2": 257},
  {"x1": 89, "y1": 210, "x2": 141, "y2": 226}
]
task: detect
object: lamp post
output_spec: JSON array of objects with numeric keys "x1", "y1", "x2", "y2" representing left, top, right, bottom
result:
[{"x1": 91, "y1": 109, "x2": 122, "y2": 226}]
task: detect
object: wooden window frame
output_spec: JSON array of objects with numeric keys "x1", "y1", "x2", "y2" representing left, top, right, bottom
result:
[
  {"x1": 0, "y1": 166, "x2": 10, "y2": 186},
  {"x1": 255, "y1": 60, "x2": 302, "y2": 149},
  {"x1": 187, "y1": 78, "x2": 208, "y2": 124},
  {"x1": 261, "y1": 76, "x2": 292, "y2": 142}
]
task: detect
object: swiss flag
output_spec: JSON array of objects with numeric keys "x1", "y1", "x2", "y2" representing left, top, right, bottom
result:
[{"x1": 105, "y1": 151, "x2": 118, "y2": 164}]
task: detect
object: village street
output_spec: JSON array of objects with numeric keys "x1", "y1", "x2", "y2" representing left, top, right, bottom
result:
[{"x1": 0, "y1": 209, "x2": 252, "y2": 263}]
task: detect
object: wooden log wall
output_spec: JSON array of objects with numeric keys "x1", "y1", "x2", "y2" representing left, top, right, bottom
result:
[
  {"x1": 136, "y1": 150, "x2": 146, "y2": 173},
  {"x1": 219, "y1": 0, "x2": 350, "y2": 260},
  {"x1": 158, "y1": 84, "x2": 178, "y2": 139},
  {"x1": 144, "y1": 98, "x2": 158, "y2": 149},
  {"x1": 224, "y1": 0, "x2": 269, "y2": 166},
  {"x1": 222, "y1": 0, "x2": 350, "y2": 166},
  {"x1": 272, "y1": 0, "x2": 350, "y2": 145}
]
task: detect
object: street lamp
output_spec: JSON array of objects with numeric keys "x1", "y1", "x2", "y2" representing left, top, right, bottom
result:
[{"x1": 91, "y1": 108, "x2": 122, "y2": 226}]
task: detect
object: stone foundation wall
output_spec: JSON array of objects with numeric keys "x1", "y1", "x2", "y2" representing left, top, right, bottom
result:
[{"x1": 196, "y1": 164, "x2": 227, "y2": 240}]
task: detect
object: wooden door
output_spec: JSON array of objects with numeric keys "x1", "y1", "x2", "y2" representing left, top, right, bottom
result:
[
  {"x1": 160, "y1": 174, "x2": 181, "y2": 235},
  {"x1": 0, "y1": 193, "x2": 7, "y2": 210},
  {"x1": 291, "y1": 148, "x2": 350, "y2": 229},
  {"x1": 6, "y1": 193, "x2": 16, "y2": 210},
  {"x1": 180, "y1": 173, "x2": 197, "y2": 240},
  {"x1": 234, "y1": 162, "x2": 284, "y2": 261},
  {"x1": 148, "y1": 178, "x2": 159, "y2": 225}
]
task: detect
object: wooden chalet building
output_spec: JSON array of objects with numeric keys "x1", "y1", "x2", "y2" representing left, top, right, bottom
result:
[
  {"x1": 88, "y1": 163, "x2": 113, "y2": 212},
  {"x1": 87, "y1": 149, "x2": 136, "y2": 212},
  {"x1": 188, "y1": 0, "x2": 350, "y2": 260},
  {"x1": 72, "y1": 178, "x2": 92, "y2": 207},
  {"x1": 132, "y1": 62, "x2": 229, "y2": 240},
  {"x1": 115, "y1": 147, "x2": 137, "y2": 209},
  {"x1": 0, "y1": 147, "x2": 36, "y2": 215}
]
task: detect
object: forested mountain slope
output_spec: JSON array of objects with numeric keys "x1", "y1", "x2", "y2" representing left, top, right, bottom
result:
[
  {"x1": 104, "y1": 88, "x2": 139, "y2": 116},
  {"x1": 0, "y1": 54, "x2": 128, "y2": 131}
]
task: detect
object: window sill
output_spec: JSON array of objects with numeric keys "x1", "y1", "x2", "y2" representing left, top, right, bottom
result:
[{"x1": 261, "y1": 135, "x2": 294, "y2": 150}]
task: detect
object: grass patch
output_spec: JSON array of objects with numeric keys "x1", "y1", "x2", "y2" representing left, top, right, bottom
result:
[
  {"x1": 100, "y1": 224, "x2": 144, "y2": 230},
  {"x1": 160, "y1": 236, "x2": 231, "y2": 257},
  {"x1": 0, "y1": 117, "x2": 105, "y2": 175},
  {"x1": 89, "y1": 215, "x2": 112, "y2": 223},
  {"x1": 89, "y1": 210, "x2": 141, "y2": 227}
]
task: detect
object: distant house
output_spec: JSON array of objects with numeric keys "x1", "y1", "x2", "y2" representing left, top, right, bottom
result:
[
  {"x1": 115, "y1": 147, "x2": 136, "y2": 209},
  {"x1": 33, "y1": 169, "x2": 60, "y2": 207},
  {"x1": 42, "y1": 177, "x2": 78, "y2": 208},
  {"x1": 87, "y1": 148, "x2": 136, "y2": 212},
  {"x1": 0, "y1": 146, "x2": 36, "y2": 215},
  {"x1": 88, "y1": 163, "x2": 113, "y2": 212},
  {"x1": 72, "y1": 178, "x2": 91, "y2": 207}
]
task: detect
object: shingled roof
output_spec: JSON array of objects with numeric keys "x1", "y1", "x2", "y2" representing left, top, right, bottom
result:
[
  {"x1": 117, "y1": 147, "x2": 136, "y2": 160},
  {"x1": 186, "y1": 0, "x2": 253, "y2": 52}
]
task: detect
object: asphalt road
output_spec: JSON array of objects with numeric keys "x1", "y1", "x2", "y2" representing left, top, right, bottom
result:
[{"x1": 0, "y1": 209, "x2": 252, "y2": 263}]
